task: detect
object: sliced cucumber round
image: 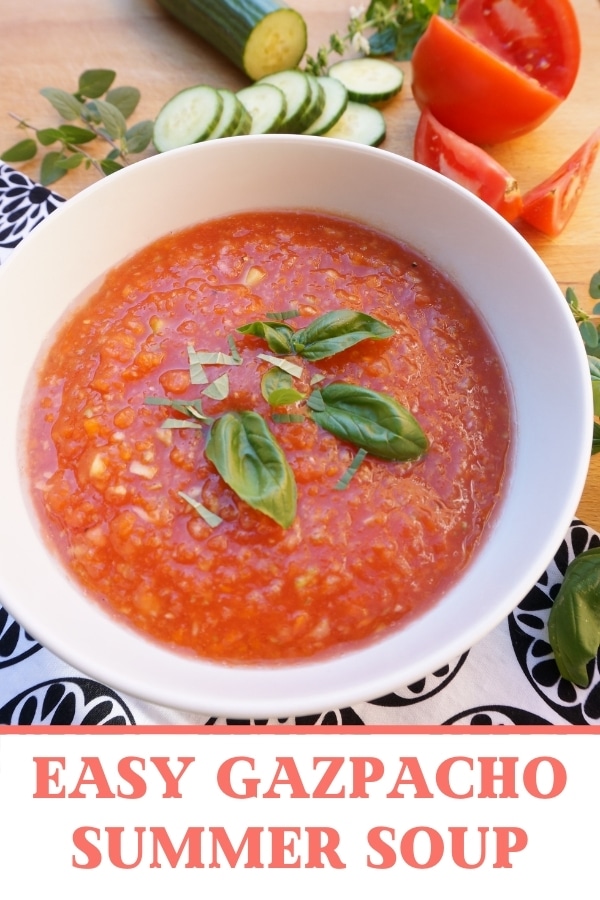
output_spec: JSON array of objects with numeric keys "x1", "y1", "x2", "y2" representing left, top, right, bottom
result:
[
  {"x1": 303, "y1": 76, "x2": 348, "y2": 136},
  {"x1": 207, "y1": 88, "x2": 246, "y2": 140},
  {"x1": 328, "y1": 58, "x2": 404, "y2": 104},
  {"x1": 257, "y1": 69, "x2": 312, "y2": 133},
  {"x1": 237, "y1": 82, "x2": 287, "y2": 134},
  {"x1": 297, "y1": 73, "x2": 326, "y2": 133},
  {"x1": 232, "y1": 104, "x2": 253, "y2": 136},
  {"x1": 322, "y1": 101, "x2": 386, "y2": 147},
  {"x1": 154, "y1": 85, "x2": 224, "y2": 152}
]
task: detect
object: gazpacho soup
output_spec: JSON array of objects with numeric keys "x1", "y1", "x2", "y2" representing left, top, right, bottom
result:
[{"x1": 26, "y1": 210, "x2": 512, "y2": 664}]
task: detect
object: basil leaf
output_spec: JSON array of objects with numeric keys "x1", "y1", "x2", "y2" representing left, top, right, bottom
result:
[
  {"x1": 261, "y1": 368, "x2": 305, "y2": 406},
  {"x1": 205, "y1": 411, "x2": 297, "y2": 528},
  {"x1": 292, "y1": 310, "x2": 394, "y2": 361},
  {"x1": 307, "y1": 383, "x2": 428, "y2": 460},
  {"x1": 237, "y1": 321, "x2": 296, "y2": 355},
  {"x1": 548, "y1": 547, "x2": 600, "y2": 686}
]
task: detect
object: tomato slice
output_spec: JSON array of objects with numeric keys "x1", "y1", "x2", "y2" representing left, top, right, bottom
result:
[
  {"x1": 411, "y1": 0, "x2": 581, "y2": 145},
  {"x1": 520, "y1": 127, "x2": 600, "y2": 236},
  {"x1": 414, "y1": 108, "x2": 523, "y2": 222}
]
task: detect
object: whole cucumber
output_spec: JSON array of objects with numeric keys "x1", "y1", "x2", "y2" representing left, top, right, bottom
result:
[{"x1": 157, "y1": 0, "x2": 308, "y2": 81}]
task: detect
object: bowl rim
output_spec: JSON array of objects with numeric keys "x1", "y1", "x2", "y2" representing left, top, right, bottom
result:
[{"x1": 0, "y1": 134, "x2": 592, "y2": 718}]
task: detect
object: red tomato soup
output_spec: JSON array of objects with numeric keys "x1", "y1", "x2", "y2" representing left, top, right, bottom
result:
[{"x1": 26, "y1": 211, "x2": 512, "y2": 664}]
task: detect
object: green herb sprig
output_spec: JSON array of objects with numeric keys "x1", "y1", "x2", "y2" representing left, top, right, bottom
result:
[
  {"x1": 145, "y1": 309, "x2": 428, "y2": 529},
  {"x1": 547, "y1": 270, "x2": 600, "y2": 687},
  {"x1": 1, "y1": 69, "x2": 154, "y2": 185},
  {"x1": 566, "y1": 270, "x2": 600, "y2": 455},
  {"x1": 303, "y1": 0, "x2": 457, "y2": 75}
]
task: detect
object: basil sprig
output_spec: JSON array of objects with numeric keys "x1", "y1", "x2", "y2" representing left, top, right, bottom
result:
[
  {"x1": 205, "y1": 411, "x2": 297, "y2": 529},
  {"x1": 307, "y1": 383, "x2": 428, "y2": 460},
  {"x1": 238, "y1": 321, "x2": 296, "y2": 355},
  {"x1": 146, "y1": 308, "x2": 427, "y2": 529},
  {"x1": 238, "y1": 309, "x2": 394, "y2": 360},
  {"x1": 548, "y1": 547, "x2": 600, "y2": 687}
]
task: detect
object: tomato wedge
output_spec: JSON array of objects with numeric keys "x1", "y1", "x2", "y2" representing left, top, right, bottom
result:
[
  {"x1": 411, "y1": 0, "x2": 581, "y2": 145},
  {"x1": 520, "y1": 127, "x2": 600, "y2": 236},
  {"x1": 414, "y1": 108, "x2": 523, "y2": 222}
]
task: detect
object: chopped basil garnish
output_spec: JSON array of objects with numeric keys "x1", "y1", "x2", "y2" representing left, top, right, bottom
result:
[
  {"x1": 178, "y1": 491, "x2": 223, "y2": 528},
  {"x1": 261, "y1": 367, "x2": 305, "y2": 406},
  {"x1": 143, "y1": 308, "x2": 427, "y2": 529},
  {"x1": 334, "y1": 448, "x2": 368, "y2": 490},
  {"x1": 160, "y1": 417, "x2": 204, "y2": 430},
  {"x1": 202, "y1": 373, "x2": 230, "y2": 400},
  {"x1": 144, "y1": 396, "x2": 212, "y2": 421},
  {"x1": 257, "y1": 354, "x2": 304, "y2": 378}
]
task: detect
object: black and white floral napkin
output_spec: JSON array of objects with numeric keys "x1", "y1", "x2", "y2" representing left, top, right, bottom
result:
[{"x1": 1, "y1": 161, "x2": 598, "y2": 727}]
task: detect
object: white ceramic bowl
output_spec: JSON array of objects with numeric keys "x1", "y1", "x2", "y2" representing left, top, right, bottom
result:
[{"x1": 0, "y1": 135, "x2": 592, "y2": 718}]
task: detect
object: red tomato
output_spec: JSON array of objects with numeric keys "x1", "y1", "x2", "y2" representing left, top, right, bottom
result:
[
  {"x1": 520, "y1": 127, "x2": 600, "y2": 236},
  {"x1": 411, "y1": 0, "x2": 581, "y2": 145},
  {"x1": 414, "y1": 108, "x2": 523, "y2": 222}
]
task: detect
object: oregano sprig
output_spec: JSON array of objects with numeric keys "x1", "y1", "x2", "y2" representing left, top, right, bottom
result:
[
  {"x1": 1, "y1": 68, "x2": 154, "y2": 185},
  {"x1": 545, "y1": 271, "x2": 600, "y2": 688},
  {"x1": 303, "y1": 0, "x2": 457, "y2": 75},
  {"x1": 566, "y1": 271, "x2": 600, "y2": 455}
]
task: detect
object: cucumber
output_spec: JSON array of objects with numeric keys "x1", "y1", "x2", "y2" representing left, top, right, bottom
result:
[
  {"x1": 153, "y1": 85, "x2": 224, "y2": 152},
  {"x1": 257, "y1": 69, "x2": 312, "y2": 133},
  {"x1": 208, "y1": 88, "x2": 246, "y2": 139},
  {"x1": 322, "y1": 101, "x2": 386, "y2": 147},
  {"x1": 237, "y1": 82, "x2": 287, "y2": 134},
  {"x1": 231, "y1": 104, "x2": 253, "y2": 136},
  {"x1": 303, "y1": 76, "x2": 348, "y2": 136},
  {"x1": 297, "y1": 73, "x2": 326, "y2": 133},
  {"x1": 156, "y1": 0, "x2": 308, "y2": 81},
  {"x1": 328, "y1": 58, "x2": 404, "y2": 104}
]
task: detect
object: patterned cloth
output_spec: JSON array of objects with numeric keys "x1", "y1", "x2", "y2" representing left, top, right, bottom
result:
[{"x1": 1, "y1": 162, "x2": 598, "y2": 727}]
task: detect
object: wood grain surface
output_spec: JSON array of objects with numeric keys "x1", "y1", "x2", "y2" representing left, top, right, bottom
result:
[{"x1": 1, "y1": 0, "x2": 599, "y2": 530}]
